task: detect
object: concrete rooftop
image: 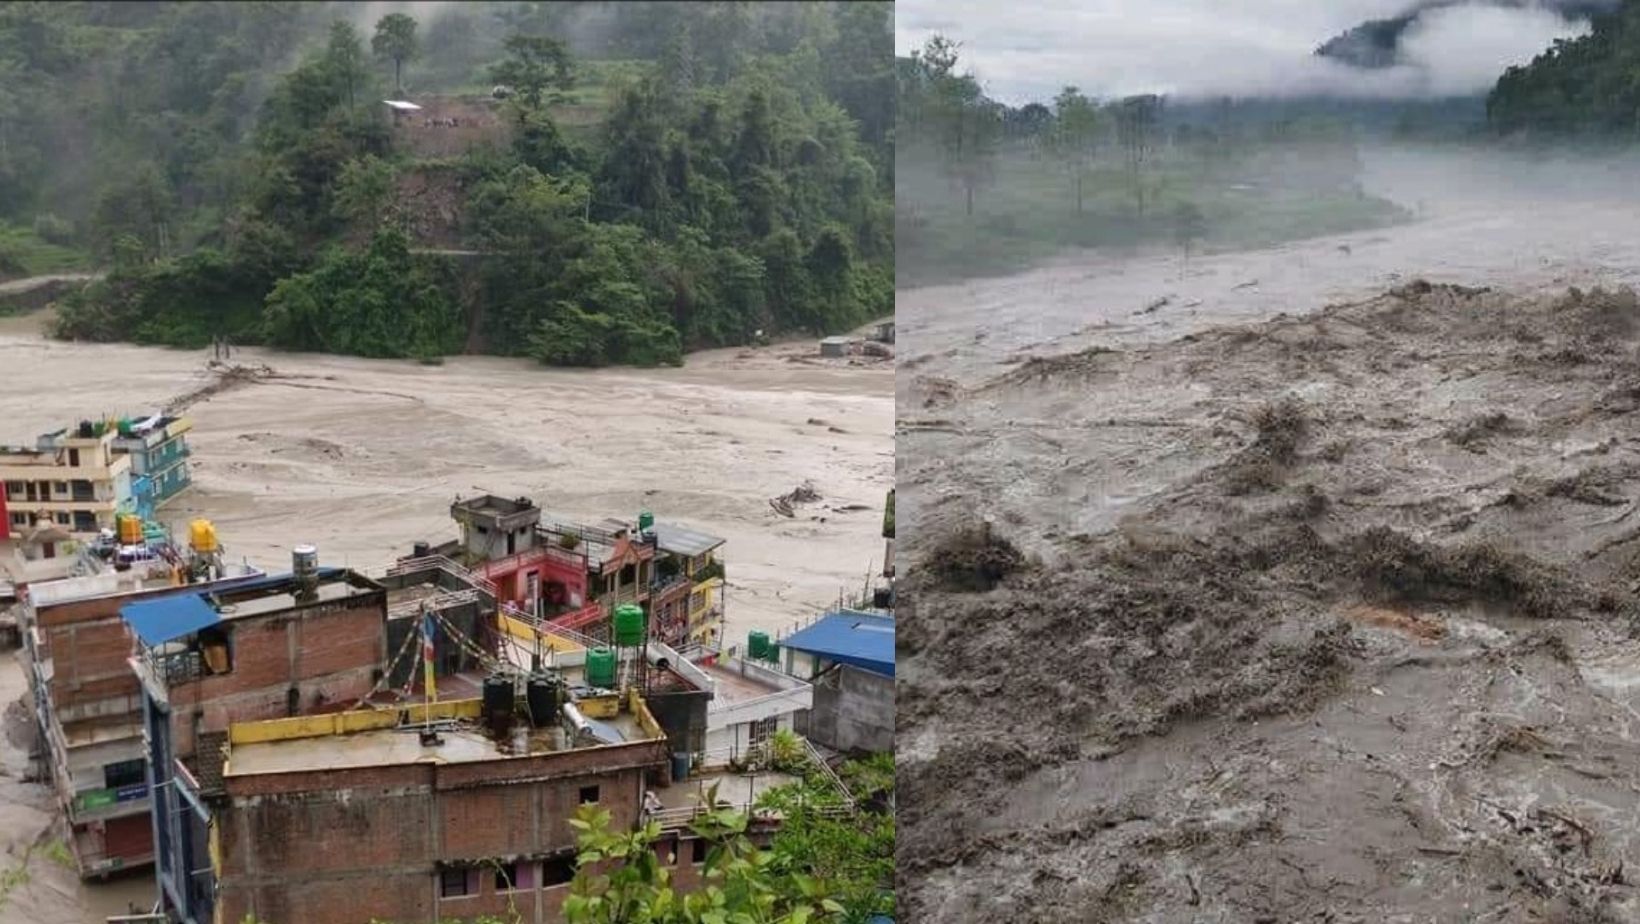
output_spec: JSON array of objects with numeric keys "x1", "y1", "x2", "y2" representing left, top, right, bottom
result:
[{"x1": 226, "y1": 712, "x2": 653, "y2": 777}]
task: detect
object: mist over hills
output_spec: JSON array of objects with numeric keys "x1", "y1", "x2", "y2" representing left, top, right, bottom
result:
[{"x1": 1316, "y1": 0, "x2": 1618, "y2": 69}]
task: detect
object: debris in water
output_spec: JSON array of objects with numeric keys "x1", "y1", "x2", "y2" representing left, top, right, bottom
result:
[{"x1": 769, "y1": 480, "x2": 822, "y2": 517}]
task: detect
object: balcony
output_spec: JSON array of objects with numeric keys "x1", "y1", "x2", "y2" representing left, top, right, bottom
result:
[
  {"x1": 142, "y1": 647, "x2": 207, "y2": 690},
  {"x1": 543, "y1": 601, "x2": 605, "y2": 633}
]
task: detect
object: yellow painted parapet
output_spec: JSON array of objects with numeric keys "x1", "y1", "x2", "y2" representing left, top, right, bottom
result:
[
  {"x1": 629, "y1": 688, "x2": 665, "y2": 740},
  {"x1": 498, "y1": 612, "x2": 586, "y2": 652},
  {"x1": 227, "y1": 698, "x2": 482, "y2": 745}
]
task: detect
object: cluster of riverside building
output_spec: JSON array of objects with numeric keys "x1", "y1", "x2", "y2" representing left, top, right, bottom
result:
[{"x1": 0, "y1": 414, "x2": 894, "y2": 924}]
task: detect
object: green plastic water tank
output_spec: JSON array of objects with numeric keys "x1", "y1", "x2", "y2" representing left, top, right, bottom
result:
[
  {"x1": 765, "y1": 643, "x2": 780, "y2": 664},
  {"x1": 586, "y1": 648, "x2": 617, "y2": 688},
  {"x1": 748, "y1": 630, "x2": 770, "y2": 661},
  {"x1": 612, "y1": 603, "x2": 646, "y2": 646},
  {"x1": 638, "y1": 510, "x2": 654, "y2": 532}
]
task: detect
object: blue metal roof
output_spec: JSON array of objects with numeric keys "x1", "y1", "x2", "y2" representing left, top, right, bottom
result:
[
  {"x1": 121, "y1": 593, "x2": 220, "y2": 646},
  {"x1": 781, "y1": 610, "x2": 894, "y2": 677}
]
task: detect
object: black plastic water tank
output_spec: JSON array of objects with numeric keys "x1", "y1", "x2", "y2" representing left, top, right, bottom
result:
[
  {"x1": 482, "y1": 674, "x2": 512, "y2": 717},
  {"x1": 526, "y1": 675, "x2": 557, "y2": 727}
]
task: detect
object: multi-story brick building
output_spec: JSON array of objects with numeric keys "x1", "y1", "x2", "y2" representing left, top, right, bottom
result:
[
  {"x1": 20, "y1": 558, "x2": 265, "y2": 876},
  {"x1": 122, "y1": 557, "x2": 693, "y2": 924},
  {"x1": 112, "y1": 545, "x2": 848, "y2": 924},
  {"x1": 208, "y1": 690, "x2": 672, "y2": 924},
  {"x1": 126, "y1": 564, "x2": 389, "y2": 923}
]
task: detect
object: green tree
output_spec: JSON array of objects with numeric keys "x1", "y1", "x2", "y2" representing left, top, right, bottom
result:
[
  {"x1": 600, "y1": 77, "x2": 672, "y2": 222},
  {"x1": 324, "y1": 20, "x2": 369, "y2": 114},
  {"x1": 39, "y1": 2, "x2": 893, "y2": 370},
  {"x1": 758, "y1": 755, "x2": 896, "y2": 921},
  {"x1": 1050, "y1": 86, "x2": 1100, "y2": 214},
  {"x1": 489, "y1": 33, "x2": 576, "y2": 116},
  {"x1": 1115, "y1": 94, "x2": 1162, "y2": 218},
  {"x1": 917, "y1": 36, "x2": 999, "y2": 217},
  {"x1": 561, "y1": 787, "x2": 849, "y2": 924},
  {"x1": 332, "y1": 154, "x2": 397, "y2": 229},
  {"x1": 1488, "y1": 3, "x2": 1640, "y2": 137},
  {"x1": 262, "y1": 227, "x2": 459, "y2": 359},
  {"x1": 370, "y1": 12, "x2": 418, "y2": 95},
  {"x1": 90, "y1": 163, "x2": 174, "y2": 262}
]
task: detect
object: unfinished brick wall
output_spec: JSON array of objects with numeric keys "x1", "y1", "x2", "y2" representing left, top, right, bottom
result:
[
  {"x1": 166, "y1": 596, "x2": 385, "y2": 760},
  {"x1": 39, "y1": 590, "x2": 176, "y2": 722},
  {"x1": 216, "y1": 751, "x2": 659, "y2": 924}
]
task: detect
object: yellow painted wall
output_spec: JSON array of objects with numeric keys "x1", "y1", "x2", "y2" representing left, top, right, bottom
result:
[
  {"x1": 688, "y1": 576, "x2": 723, "y2": 618},
  {"x1": 629, "y1": 689, "x2": 665, "y2": 740},
  {"x1": 226, "y1": 699, "x2": 482, "y2": 745},
  {"x1": 498, "y1": 612, "x2": 586, "y2": 652}
]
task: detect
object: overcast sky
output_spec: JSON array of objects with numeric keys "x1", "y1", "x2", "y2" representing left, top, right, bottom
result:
[{"x1": 895, "y1": 0, "x2": 1594, "y2": 104}]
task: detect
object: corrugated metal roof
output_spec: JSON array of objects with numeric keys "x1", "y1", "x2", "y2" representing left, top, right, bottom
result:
[
  {"x1": 650, "y1": 523, "x2": 725, "y2": 557},
  {"x1": 121, "y1": 593, "x2": 219, "y2": 646},
  {"x1": 782, "y1": 610, "x2": 894, "y2": 677}
]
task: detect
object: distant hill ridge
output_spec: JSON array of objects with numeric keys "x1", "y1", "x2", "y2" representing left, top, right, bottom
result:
[{"x1": 1315, "y1": 0, "x2": 1619, "y2": 69}]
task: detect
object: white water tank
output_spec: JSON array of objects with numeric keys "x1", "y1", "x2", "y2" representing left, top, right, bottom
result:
[{"x1": 293, "y1": 544, "x2": 319, "y2": 598}]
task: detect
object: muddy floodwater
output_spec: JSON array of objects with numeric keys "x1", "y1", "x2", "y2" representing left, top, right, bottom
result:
[
  {"x1": 899, "y1": 146, "x2": 1640, "y2": 922},
  {"x1": 0, "y1": 327, "x2": 891, "y2": 923}
]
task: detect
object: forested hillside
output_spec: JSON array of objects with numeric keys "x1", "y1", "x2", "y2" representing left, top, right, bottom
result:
[
  {"x1": 2, "y1": 1, "x2": 891, "y2": 365},
  {"x1": 896, "y1": 38, "x2": 1406, "y2": 286},
  {"x1": 1488, "y1": 0, "x2": 1640, "y2": 136}
]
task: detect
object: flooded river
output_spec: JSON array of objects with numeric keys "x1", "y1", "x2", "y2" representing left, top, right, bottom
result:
[
  {"x1": 898, "y1": 144, "x2": 1640, "y2": 922},
  {"x1": 898, "y1": 146, "x2": 1640, "y2": 389}
]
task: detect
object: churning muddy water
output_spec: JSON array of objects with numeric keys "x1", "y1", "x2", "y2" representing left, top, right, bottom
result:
[{"x1": 899, "y1": 146, "x2": 1640, "y2": 923}]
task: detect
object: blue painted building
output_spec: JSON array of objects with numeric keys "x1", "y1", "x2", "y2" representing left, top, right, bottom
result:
[
  {"x1": 779, "y1": 609, "x2": 895, "y2": 679},
  {"x1": 779, "y1": 609, "x2": 894, "y2": 754},
  {"x1": 111, "y1": 415, "x2": 193, "y2": 512}
]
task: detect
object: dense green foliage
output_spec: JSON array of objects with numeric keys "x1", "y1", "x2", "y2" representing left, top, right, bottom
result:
[
  {"x1": 17, "y1": 2, "x2": 892, "y2": 366},
  {"x1": 558, "y1": 754, "x2": 894, "y2": 924},
  {"x1": 757, "y1": 754, "x2": 895, "y2": 921},
  {"x1": 896, "y1": 37, "x2": 1409, "y2": 287},
  {"x1": 1488, "y1": 0, "x2": 1640, "y2": 137}
]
